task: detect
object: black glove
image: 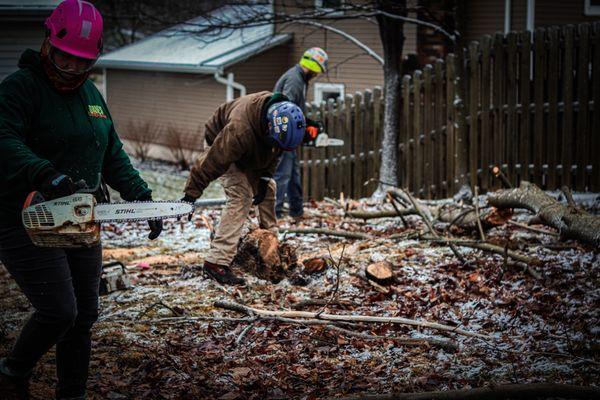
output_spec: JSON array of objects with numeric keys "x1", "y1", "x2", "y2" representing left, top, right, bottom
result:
[
  {"x1": 147, "y1": 219, "x2": 163, "y2": 240},
  {"x1": 37, "y1": 168, "x2": 76, "y2": 200},
  {"x1": 181, "y1": 194, "x2": 197, "y2": 221},
  {"x1": 253, "y1": 177, "x2": 270, "y2": 206}
]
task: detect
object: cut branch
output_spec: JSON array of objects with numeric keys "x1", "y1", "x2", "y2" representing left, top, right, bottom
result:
[
  {"x1": 214, "y1": 301, "x2": 492, "y2": 339},
  {"x1": 283, "y1": 228, "x2": 371, "y2": 240},
  {"x1": 488, "y1": 181, "x2": 600, "y2": 246},
  {"x1": 338, "y1": 383, "x2": 600, "y2": 400}
]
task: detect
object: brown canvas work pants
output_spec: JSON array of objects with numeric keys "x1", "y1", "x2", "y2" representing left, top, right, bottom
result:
[{"x1": 205, "y1": 164, "x2": 277, "y2": 266}]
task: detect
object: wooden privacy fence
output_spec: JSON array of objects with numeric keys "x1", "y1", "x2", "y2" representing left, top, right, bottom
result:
[{"x1": 300, "y1": 22, "x2": 600, "y2": 200}]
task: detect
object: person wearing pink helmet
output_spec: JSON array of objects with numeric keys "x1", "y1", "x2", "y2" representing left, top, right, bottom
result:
[{"x1": 0, "y1": 1, "x2": 162, "y2": 399}]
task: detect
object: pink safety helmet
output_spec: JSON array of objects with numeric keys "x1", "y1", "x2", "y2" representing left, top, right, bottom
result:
[{"x1": 45, "y1": 0, "x2": 103, "y2": 60}]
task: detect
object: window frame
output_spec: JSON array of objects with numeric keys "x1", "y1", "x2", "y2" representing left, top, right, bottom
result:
[
  {"x1": 314, "y1": 82, "x2": 345, "y2": 104},
  {"x1": 584, "y1": 0, "x2": 600, "y2": 16}
]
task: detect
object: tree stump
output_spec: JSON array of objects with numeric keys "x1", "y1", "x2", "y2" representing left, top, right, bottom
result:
[
  {"x1": 365, "y1": 261, "x2": 394, "y2": 285},
  {"x1": 231, "y1": 229, "x2": 299, "y2": 283}
]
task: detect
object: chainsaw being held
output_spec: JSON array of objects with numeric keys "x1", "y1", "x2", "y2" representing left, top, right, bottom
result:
[
  {"x1": 22, "y1": 177, "x2": 193, "y2": 248},
  {"x1": 303, "y1": 120, "x2": 344, "y2": 148}
]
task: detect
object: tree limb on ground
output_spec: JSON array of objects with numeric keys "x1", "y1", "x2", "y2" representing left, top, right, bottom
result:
[
  {"x1": 283, "y1": 228, "x2": 371, "y2": 240},
  {"x1": 214, "y1": 301, "x2": 492, "y2": 339},
  {"x1": 487, "y1": 181, "x2": 600, "y2": 246},
  {"x1": 337, "y1": 383, "x2": 600, "y2": 400}
]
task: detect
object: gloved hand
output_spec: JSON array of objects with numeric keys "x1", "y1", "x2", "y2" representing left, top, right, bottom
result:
[
  {"x1": 252, "y1": 177, "x2": 270, "y2": 206},
  {"x1": 37, "y1": 168, "x2": 76, "y2": 200},
  {"x1": 147, "y1": 219, "x2": 163, "y2": 240},
  {"x1": 181, "y1": 194, "x2": 197, "y2": 221},
  {"x1": 305, "y1": 126, "x2": 319, "y2": 142}
]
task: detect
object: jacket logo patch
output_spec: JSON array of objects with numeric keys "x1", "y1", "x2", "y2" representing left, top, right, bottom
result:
[{"x1": 88, "y1": 105, "x2": 107, "y2": 119}]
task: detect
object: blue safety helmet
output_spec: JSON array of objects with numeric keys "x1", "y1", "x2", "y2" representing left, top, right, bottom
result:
[{"x1": 267, "y1": 101, "x2": 306, "y2": 151}]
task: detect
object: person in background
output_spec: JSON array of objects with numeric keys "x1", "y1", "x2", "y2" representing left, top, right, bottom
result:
[
  {"x1": 273, "y1": 47, "x2": 329, "y2": 221},
  {"x1": 182, "y1": 92, "x2": 306, "y2": 285},
  {"x1": 0, "y1": 1, "x2": 162, "y2": 399}
]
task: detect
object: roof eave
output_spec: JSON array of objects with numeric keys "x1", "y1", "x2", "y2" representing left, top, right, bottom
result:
[{"x1": 95, "y1": 60, "x2": 218, "y2": 74}]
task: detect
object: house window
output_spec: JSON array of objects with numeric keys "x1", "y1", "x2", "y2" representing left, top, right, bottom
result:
[
  {"x1": 314, "y1": 83, "x2": 345, "y2": 104},
  {"x1": 585, "y1": 0, "x2": 600, "y2": 15},
  {"x1": 315, "y1": 0, "x2": 344, "y2": 16}
]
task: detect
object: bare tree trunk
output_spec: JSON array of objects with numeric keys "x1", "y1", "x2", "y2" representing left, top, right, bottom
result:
[
  {"x1": 375, "y1": 1, "x2": 406, "y2": 194},
  {"x1": 487, "y1": 181, "x2": 600, "y2": 246}
]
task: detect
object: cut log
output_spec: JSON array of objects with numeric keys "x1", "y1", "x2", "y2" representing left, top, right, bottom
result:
[
  {"x1": 488, "y1": 181, "x2": 600, "y2": 246},
  {"x1": 302, "y1": 257, "x2": 330, "y2": 274},
  {"x1": 365, "y1": 261, "x2": 394, "y2": 285},
  {"x1": 230, "y1": 229, "x2": 298, "y2": 283}
]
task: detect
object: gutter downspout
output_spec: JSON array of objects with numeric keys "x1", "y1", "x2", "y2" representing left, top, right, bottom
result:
[
  {"x1": 504, "y1": 0, "x2": 512, "y2": 34},
  {"x1": 526, "y1": 0, "x2": 535, "y2": 32},
  {"x1": 213, "y1": 70, "x2": 247, "y2": 102}
]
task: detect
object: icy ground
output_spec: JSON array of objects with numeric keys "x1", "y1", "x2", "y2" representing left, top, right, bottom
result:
[{"x1": 0, "y1": 160, "x2": 598, "y2": 399}]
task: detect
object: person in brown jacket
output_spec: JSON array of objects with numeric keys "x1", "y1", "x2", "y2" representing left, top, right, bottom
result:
[{"x1": 182, "y1": 91, "x2": 306, "y2": 285}]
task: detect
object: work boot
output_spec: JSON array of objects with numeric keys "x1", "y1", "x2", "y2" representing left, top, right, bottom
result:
[
  {"x1": 0, "y1": 357, "x2": 30, "y2": 400},
  {"x1": 204, "y1": 261, "x2": 246, "y2": 286}
]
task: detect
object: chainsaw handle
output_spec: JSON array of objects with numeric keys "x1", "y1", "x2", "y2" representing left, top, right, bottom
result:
[{"x1": 74, "y1": 173, "x2": 102, "y2": 194}]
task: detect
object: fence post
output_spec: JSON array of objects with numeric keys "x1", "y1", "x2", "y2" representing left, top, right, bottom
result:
[
  {"x1": 455, "y1": 47, "x2": 469, "y2": 189},
  {"x1": 576, "y1": 23, "x2": 591, "y2": 190},
  {"x1": 561, "y1": 25, "x2": 574, "y2": 189},
  {"x1": 326, "y1": 98, "x2": 336, "y2": 198},
  {"x1": 518, "y1": 30, "x2": 532, "y2": 184}
]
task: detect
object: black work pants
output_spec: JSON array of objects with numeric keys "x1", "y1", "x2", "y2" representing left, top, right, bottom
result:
[{"x1": 0, "y1": 226, "x2": 102, "y2": 398}]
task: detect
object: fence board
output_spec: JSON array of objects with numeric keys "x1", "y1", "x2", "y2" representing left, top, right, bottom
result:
[
  {"x1": 343, "y1": 95, "x2": 353, "y2": 197},
  {"x1": 423, "y1": 65, "x2": 434, "y2": 198},
  {"x1": 547, "y1": 27, "x2": 559, "y2": 189},
  {"x1": 434, "y1": 60, "x2": 445, "y2": 197},
  {"x1": 353, "y1": 92, "x2": 363, "y2": 198},
  {"x1": 519, "y1": 31, "x2": 532, "y2": 184},
  {"x1": 363, "y1": 89, "x2": 374, "y2": 196},
  {"x1": 533, "y1": 28, "x2": 546, "y2": 187},
  {"x1": 402, "y1": 75, "x2": 412, "y2": 190},
  {"x1": 445, "y1": 54, "x2": 457, "y2": 194},
  {"x1": 480, "y1": 35, "x2": 492, "y2": 190},
  {"x1": 413, "y1": 70, "x2": 423, "y2": 195},
  {"x1": 468, "y1": 42, "x2": 480, "y2": 190},
  {"x1": 592, "y1": 22, "x2": 600, "y2": 191},
  {"x1": 506, "y1": 32, "x2": 518, "y2": 186},
  {"x1": 492, "y1": 33, "x2": 506, "y2": 183},
  {"x1": 576, "y1": 23, "x2": 591, "y2": 190},
  {"x1": 562, "y1": 25, "x2": 575, "y2": 188},
  {"x1": 373, "y1": 86, "x2": 382, "y2": 190}
]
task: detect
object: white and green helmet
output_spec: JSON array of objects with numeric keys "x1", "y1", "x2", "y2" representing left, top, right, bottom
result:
[{"x1": 299, "y1": 47, "x2": 329, "y2": 73}]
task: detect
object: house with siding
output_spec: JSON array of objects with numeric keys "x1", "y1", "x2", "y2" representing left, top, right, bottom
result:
[{"x1": 0, "y1": 0, "x2": 60, "y2": 81}]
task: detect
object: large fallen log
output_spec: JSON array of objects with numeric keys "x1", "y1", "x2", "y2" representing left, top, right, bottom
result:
[
  {"x1": 437, "y1": 205, "x2": 513, "y2": 232},
  {"x1": 488, "y1": 181, "x2": 600, "y2": 246},
  {"x1": 338, "y1": 383, "x2": 600, "y2": 400},
  {"x1": 214, "y1": 300, "x2": 492, "y2": 339}
]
